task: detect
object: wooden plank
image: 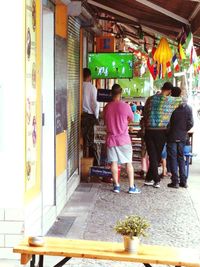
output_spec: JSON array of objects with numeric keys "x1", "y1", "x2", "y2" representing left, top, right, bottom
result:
[
  {"x1": 21, "y1": 253, "x2": 32, "y2": 265},
  {"x1": 191, "y1": 9, "x2": 200, "y2": 33},
  {"x1": 13, "y1": 238, "x2": 200, "y2": 267},
  {"x1": 135, "y1": 0, "x2": 190, "y2": 24}
]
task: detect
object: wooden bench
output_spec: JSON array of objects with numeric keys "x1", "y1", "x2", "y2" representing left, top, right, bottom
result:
[{"x1": 13, "y1": 237, "x2": 200, "y2": 267}]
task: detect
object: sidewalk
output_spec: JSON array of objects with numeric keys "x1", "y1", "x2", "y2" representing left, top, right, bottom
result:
[{"x1": 4, "y1": 158, "x2": 200, "y2": 267}]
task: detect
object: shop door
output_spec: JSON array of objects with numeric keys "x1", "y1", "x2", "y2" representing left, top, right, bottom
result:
[
  {"x1": 42, "y1": 7, "x2": 55, "y2": 206},
  {"x1": 67, "y1": 17, "x2": 80, "y2": 179}
]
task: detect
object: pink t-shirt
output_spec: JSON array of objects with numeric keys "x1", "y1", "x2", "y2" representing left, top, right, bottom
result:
[{"x1": 104, "y1": 101, "x2": 134, "y2": 148}]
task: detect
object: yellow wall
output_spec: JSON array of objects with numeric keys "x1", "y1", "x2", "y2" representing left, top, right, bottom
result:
[
  {"x1": 25, "y1": 2, "x2": 69, "y2": 202},
  {"x1": 25, "y1": 0, "x2": 42, "y2": 203},
  {"x1": 56, "y1": 132, "x2": 67, "y2": 176}
]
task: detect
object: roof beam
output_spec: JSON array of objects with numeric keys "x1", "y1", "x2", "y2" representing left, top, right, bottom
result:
[
  {"x1": 191, "y1": 9, "x2": 200, "y2": 33},
  {"x1": 189, "y1": 3, "x2": 200, "y2": 21},
  {"x1": 97, "y1": 16, "x2": 139, "y2": 27},
  {"x1": 139, "y1": 20, "x2": 180, "y2": 33},
  {"x1": 88, "y1": 0, "x2": 176, "y2": 40},
  {"x1": 87, "y1": 0, "x2": 139, "y2": 23},
  {"x1": 135, "y1": 0, "x2": 190, "y2": 25}
]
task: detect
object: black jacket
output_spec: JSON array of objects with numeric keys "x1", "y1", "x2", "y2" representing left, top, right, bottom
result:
[{"x1": 167, "y1": 103, "x2": 194, "y2": 143}]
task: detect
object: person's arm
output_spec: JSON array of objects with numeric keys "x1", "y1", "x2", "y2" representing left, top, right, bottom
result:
[
  {"x1": 91, "y1": 85, "x2": 100, "y2": 119},
  {"x1": 186, "y1": 106, "x2": 194, "y2": 131},
  {"x1": 103, "y1": 104, "x2": 107, "y2": 124},
  {"x1": 127, "y1": 103, "x2": 134, "y2": 123},
  {"x1": 142, "y1": 97, "x2": 151, "y2": 125}
]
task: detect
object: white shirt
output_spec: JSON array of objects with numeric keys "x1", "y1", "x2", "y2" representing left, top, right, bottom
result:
[{"x1": 83, "y1": 81, "x2": 100, "y2": 119}]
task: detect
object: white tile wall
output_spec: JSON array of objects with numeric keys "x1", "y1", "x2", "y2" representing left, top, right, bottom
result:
[
  {"x1": 56, "y1": 171, "x2": 67, "y2": 215},
  {"x1": 5, "y1": 209, "x2": 24, "y2": 221},
  {"x1": 0, "y1": 168, "x2": 80, "y2": 260},
  {"x1": 0, "y1": 222, "x2": 23, "y2": 235},
  {"x1": 66, "y1": 172, "x2": 80, "y2": 203},
  {"x1": 5, "y1": 235, "x2": 23, "y2": 248},
  {"x1": 25, "y1": 195, "x2": 41, "y2": 220},
  {"x1": 0, "y1": 248, "x2": 20, "y2": 260},
  {"x1": 25, "y1": 219, "x2": 41, "y2": 236},
  {"x1": 42, "y1": 206, "x2": 56, "y2": 235},
  {"x1": 0, "y1": 234, "x2": 4, "y2": 247},
  {"x1": 0, "y1": 210, "x2": 4, "y2": 221},
  {"x1": 24, "y1": 194, "x2": 42, "y2": 236}
]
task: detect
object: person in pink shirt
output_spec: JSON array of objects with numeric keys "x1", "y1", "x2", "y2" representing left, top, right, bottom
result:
[{"x1": 104, "y1": 84, "x2": 141, "y2": 194}]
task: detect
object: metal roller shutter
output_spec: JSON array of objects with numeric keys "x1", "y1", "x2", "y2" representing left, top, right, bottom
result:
[{"x1": 67, "y1": 17, "x2": 80, "y2": 179}]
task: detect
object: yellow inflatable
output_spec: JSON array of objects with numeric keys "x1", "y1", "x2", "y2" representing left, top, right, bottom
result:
[{"x1": 153, "y1": 37, "x2": 172, "y2": 77}]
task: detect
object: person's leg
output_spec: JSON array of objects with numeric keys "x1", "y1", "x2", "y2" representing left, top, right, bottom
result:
[
  {"x1": 154, "y1": 131, "x2": 167, "y2": 182},
  {"x1": 126, "y1": 162, "x2": 134, "y2": 188},
  {"x1": 145, "y1": 130, "x2": 166, "y2": 184},
  {"x1": 161, "y1": 145, "x2": 167, "y2": 177},
  {"x1": 111, "y1": 161, "x2": 119, "y2": 186},
  {"x1": 88, "y1": 116, "x2": 98, "y2": 163},
  {"x1": 115, "y1": 144, "x2": 140, "y2": 193},
  {"x1": 81, "y1": 113, "x2": 88, "y2": 157},
  {"x1": 166, "y1": 152, "x2": 171, "y2": 176},
  {"x1": 107, "y1": 147, "x2": 120, "y2": 192},
  {"x1": 144, "y1": 130, "x2": 157, "y2": 182},
  {"x1": 167, "y1": 142, "x2": 179, "y2": 186},
  {"x1": 82, "y1": 113, "x2": 97, "y2": 159},
  {"x1": 162, "y1": 159, "x2": 167, "y2": 176},
  {"x1": 177, "y1": 142, "x2": 187, "y2": 186}
]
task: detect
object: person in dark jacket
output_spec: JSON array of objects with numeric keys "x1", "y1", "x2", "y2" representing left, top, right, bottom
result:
[
  {"x1": 167, "y1": 87, "x2": 194, "y2": 188},
  {"x1": 143, "y1": 82, "x2": 181, "y2": 188}
]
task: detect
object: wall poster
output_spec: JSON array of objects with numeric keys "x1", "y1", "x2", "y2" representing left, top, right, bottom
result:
[{"x1": 25, "y1": 0, "x2": 37, "y2": 191}]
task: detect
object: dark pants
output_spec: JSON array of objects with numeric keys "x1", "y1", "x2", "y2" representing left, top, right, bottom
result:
[
  {"x1": 145, "y1": 129, "x2": 167, "y2": 183},
  {"x1": 81, "y1": 112, "x2": 98, "y2": 162},
  {"x1": 167, "y1": 142, "x2": 187, "y2": 185}
]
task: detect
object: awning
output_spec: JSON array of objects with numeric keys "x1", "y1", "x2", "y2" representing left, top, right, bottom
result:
[{"x1": 84, "y1": 0, "x2": 200, "y2": 54}]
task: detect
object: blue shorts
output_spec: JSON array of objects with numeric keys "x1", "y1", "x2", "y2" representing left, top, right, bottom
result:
[{"x1": 161, "y1": 145, "x2": 167, "y2": 159}]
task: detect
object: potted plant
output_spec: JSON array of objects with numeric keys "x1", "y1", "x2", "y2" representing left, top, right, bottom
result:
[{"x1": 114, "y1": 215, "x2": 150, "y2": 253}]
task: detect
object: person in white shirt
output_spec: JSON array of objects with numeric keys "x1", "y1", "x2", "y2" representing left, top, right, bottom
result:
[{"x1": 82, "y1": 68, "x2": 99, "y2": 161}]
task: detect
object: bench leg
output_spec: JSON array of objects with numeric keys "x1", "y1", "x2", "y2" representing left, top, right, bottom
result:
[
  {"x1": 38, "y1": 255, "x2": 44, "y2": 267},
  {"x1": 30, "y1": 255, "x2": 35, "y2": 267},
  {"x1": 29, "y1": 255, "x2": 44, "y2": 267},
  {"x1": 53, "y1": 257, "x2": 71, "y2": 267},
  {"x1": 144, "y1": 264, "x2": 181, "y2": 267}
]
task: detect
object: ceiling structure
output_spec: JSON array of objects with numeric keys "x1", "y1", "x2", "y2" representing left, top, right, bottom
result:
[{"x1": 81, "y1": 0, "x2": 200, "y2": 55}]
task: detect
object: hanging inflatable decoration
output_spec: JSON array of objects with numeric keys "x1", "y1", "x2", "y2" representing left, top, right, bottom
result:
[{"x1": 153, "y1": 37, "x2": 172, "y2": 77}]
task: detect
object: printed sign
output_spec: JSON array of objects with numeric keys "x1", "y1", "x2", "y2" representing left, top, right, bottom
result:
[
  {"x1": 94, "y1": 125, "x2": 106, "y2": 144},
  {"x1": 97, "y1": 89, "x2": 112, "y2": 102}
]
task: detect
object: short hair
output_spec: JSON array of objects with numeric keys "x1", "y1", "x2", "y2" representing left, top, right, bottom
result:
[
  {"x1": 111, "y1": 84, "x2": 122, "y2": 97},
  {"x1": 161, "y1": 82, "x2": 174, "y2": 91},
  {"x1": 83, "y1": 68, "x2": 91, "y2": 80},
  {"x1": 171, "y1": 86, "x2": 182, "y2": 97}
]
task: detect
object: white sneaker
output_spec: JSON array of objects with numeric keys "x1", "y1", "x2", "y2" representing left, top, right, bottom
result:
[
  {"x1": 153, "y1": 182, "x2": 160, "y2": 188},
  {"x1": 144, "y1": 180, "x2": 154, "y2": 186}
]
